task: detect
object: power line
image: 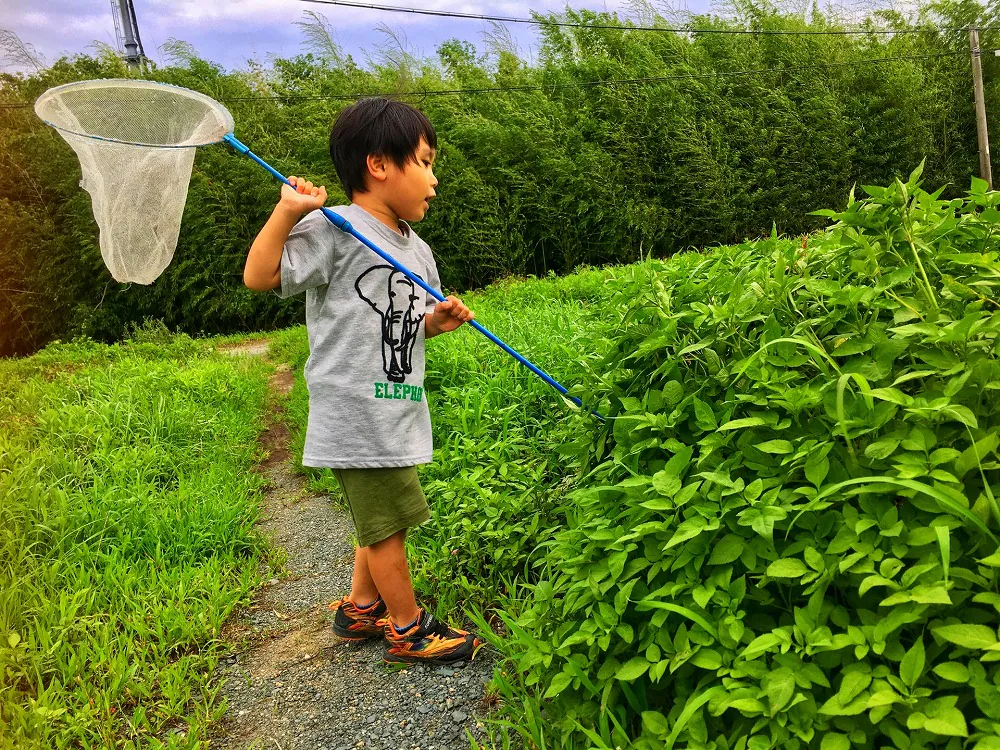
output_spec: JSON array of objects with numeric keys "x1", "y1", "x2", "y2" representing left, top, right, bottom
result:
[
  {"x1": 301, "y1": 0, "x2": 991, "y2": 36},
  {"x1": 0, "y1": 50, "x2": 964, "y2": 111}
]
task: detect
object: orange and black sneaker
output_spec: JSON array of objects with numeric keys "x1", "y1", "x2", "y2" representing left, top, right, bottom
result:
[
  {"x1": 383, "y1": 608, "x2": 483, "y2": 666},
  {"x1": 329, "y1": 595, "x2": 388, "y2": 641}
]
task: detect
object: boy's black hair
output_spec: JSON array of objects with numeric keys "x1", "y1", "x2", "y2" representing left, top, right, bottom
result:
[{"x1": 329, "y1": 97, "x2": 437, "y2": 199}]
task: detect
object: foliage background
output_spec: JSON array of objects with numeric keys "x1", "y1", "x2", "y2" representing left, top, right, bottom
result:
[{"x1": 0, "y1": 0, "x2": 997, "y2": 356}]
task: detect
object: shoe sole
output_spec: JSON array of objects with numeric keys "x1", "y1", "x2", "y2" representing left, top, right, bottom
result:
[
  {"x1": 331, "y1": 623, "x2": 383, "y2": 641},
  {"x1": 382, "y1": 637, "x2": 484, "y2": 666}
]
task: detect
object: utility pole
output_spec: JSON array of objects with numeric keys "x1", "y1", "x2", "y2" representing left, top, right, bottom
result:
[
  {"x1": 970, "y1": 26, "x2": 993, "y2": 189},
  {"x1": 115, "y1": 0, "x2": 146, "y2": 72}
]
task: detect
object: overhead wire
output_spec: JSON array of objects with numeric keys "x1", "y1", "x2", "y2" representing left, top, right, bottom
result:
[{"x1": 300, "y1": 0, "x2": 997, "y2": 36}]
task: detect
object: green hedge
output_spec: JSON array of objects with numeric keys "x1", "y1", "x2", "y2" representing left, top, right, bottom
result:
[{"x1": 1, "y1": 1, "x2": 996, "y2": 355}]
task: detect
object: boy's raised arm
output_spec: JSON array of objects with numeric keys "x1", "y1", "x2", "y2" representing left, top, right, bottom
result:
[{"x1": 244, "y1": 176, "x2": 327, "y2": 292}]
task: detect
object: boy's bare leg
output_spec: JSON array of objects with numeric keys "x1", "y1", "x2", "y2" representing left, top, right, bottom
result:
[
  {"x1": 349, "y1": 545, "x2": 380, "y2": 606},
  {"x1": 361, "y1": 529, "x2": 421, "y2": 628}
]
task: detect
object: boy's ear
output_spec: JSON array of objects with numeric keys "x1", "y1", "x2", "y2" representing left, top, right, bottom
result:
[{"x1": 366, "y1": 152, "x2": 389, "y2": 184}]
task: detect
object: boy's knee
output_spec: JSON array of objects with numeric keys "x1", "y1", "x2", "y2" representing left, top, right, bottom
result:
[{"x1": 366, "y1": 528, "x2": 407, "y2": 549}]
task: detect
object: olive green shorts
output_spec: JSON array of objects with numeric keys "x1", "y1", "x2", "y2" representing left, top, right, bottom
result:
[{"x1": 331, "y1": 466, "x2": 431, "y2": 547}]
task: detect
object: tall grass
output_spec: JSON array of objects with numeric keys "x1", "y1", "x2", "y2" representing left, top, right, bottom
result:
[{"x1": 0, "y1": 329, "x2": 274, "y2": 749}]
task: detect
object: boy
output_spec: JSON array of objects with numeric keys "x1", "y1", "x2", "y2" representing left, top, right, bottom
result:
[{"x1": 243, "y1": 97, "x2": 482, "y2": 666}]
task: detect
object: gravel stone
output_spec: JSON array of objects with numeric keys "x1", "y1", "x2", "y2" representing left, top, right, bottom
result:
[{"x1": 207, "y1": 361, "x2": 500, "y2": 749}]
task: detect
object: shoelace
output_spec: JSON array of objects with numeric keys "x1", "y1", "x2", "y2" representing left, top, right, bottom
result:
[
  {"x1": 331, "y1": 596, "x2": 382, "y2": 615},
  {"x1": 423, "y1": 613, "x2": 468, "y2": 640},
  {"x1": 381, "y1": 611, "x2": 470, "y2": 641}
]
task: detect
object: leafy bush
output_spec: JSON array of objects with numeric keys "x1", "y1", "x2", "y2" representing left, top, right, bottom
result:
[{"x1": 499, "y1": 165, "x2": 1000, "y2": 748}]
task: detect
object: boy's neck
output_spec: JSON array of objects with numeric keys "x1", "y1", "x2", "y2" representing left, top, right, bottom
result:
[{"x1": 352, "y1": 194, "x2": 406, "y2": 236}]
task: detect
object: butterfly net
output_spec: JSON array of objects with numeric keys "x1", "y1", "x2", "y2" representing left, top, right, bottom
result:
[{"x1": 34, "y1": 79, "x2": 235, "y2": 284}]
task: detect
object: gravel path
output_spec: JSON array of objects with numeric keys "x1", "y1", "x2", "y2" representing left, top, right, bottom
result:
[{"x1": 210, "y1": 350, "x2": 498, "y2": 750}]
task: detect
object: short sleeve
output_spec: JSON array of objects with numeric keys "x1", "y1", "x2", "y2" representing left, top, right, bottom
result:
[{"x1": 275, "y1": 210, "x2": 338, "y2": 299}]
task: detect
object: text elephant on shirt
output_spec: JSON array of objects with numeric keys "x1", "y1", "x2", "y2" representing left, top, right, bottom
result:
[{"x1": 355, "y1": 265, "x2": 424, "y2": 383}]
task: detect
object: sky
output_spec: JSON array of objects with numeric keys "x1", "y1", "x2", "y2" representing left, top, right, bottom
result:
[{"x1": 0, "y1": 0, "x2": 714, "y2": 73}]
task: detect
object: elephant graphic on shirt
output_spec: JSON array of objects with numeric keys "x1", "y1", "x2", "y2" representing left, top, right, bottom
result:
[{"x1": 355, "y1": 265, "x2": 424, "y2": 383}]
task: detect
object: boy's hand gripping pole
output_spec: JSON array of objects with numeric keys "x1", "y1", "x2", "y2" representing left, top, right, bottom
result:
[{"x1": 224, "y1": 134, "x2": 606, "y2": 422}]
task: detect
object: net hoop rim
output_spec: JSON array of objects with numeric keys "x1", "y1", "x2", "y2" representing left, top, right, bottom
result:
[{"x1": 34, "y1": 78, "x2": 235, "y2": 149}]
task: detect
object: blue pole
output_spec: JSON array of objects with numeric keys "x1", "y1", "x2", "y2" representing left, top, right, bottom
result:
[{"x1": 223, "y1": 133, "x2": 606, "y2": 422}]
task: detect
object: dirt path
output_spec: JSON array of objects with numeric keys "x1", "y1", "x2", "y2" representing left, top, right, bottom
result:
[{"x1": 210, "y1": 342, "x2": 496, "y2": 750}]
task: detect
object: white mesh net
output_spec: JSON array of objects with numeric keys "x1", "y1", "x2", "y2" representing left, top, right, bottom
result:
[{"x1": 34, "y1": 79, "x2": 235, "y2": 284}]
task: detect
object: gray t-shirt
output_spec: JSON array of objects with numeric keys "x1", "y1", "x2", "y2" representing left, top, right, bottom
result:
[{"x1": 276, "y1": 203, "x2": 441, "y2": 468}]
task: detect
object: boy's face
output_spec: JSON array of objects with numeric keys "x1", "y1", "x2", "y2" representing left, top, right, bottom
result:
[{"x1": 383, "y1": 137, "x2": 438, "y2": 222}]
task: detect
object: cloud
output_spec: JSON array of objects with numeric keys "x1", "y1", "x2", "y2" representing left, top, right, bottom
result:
[{"x1": 1, "y1": 0, "x2": 654, "y2": 72}]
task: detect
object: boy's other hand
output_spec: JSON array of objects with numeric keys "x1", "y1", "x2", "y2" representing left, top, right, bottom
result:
[
  {"x1": 279, "y1": 176, "x2": 327, "y2": 215},
  {"x1": 427, "y1": 296, "x2": 474, "y2": 337}
]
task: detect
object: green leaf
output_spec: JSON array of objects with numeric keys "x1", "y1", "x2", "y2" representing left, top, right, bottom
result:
[
  {"x1": 665, "y1": 517, "x2": 708, "y2": 549},
  {"x1": 866, "y1": 690, "x2": 901, "y2": 708},
  {"x1": 635, "y1": 601, "x2": 720, "y2": 639},
  {"x1": 763, "y1": 668, "x2": 796, "y2": 711},
  {"x1": 900, "y1": 637, "x2": 925, "y2": 689},
  {"x1": 933, "y1": 663, "x2": 970, "y2": 682},
  {"x1": 757, "y1": 439, "x2": 793, "y2": 454},
  {"x1": 865, "y1": 438, "x2": 900, "y2": 460},
  {"x1": 616, "y1": 657, "x2": 651, "y2": 681},
  {"x1": 908, "y1": 585, "x2": 952, "y2": 605},
  {"x1": 727, "y1": 698, "x2": 766, "y2": 714},
  {"x1": 832, "y1": 337, "x2": 872, "y2": 357},
  {"x1": 933, "y1": 624, "x2": 999, "y2": 650},
  {"x1": 869, "y1": 387, "x2": 913, "y2": 406},
  {"x1": 665, "y1": 687, "x2": 725, "y2": 746},
  {"x1": 821, "y1": 734, "x2": 851, "y2": 750},
  {"x1": 740, "y1": 632, "x2": 781, "y2": 660},
  {"x1": 767, "y1": 559, "x2": 808, "y2": 578},
  {"x1": 819, "y1": 693, "x2": 869, "y2": 716},
  {"x1": 804, "y1": 547, "x2": 824, "y2": 572},
  {"x1": 805, "y1": 454, "x2": 830, "y2": 487},
  {"x1": 718, "y1": 417, "x2": 766, "y2": 431},
  {"x1": 936, "y1": 526, "x2": 951, "y2": 585},
  {"x1": 838, "y1": 671, "x2": 872, "y2": 703},
  {"x1": 955, "y1": 432, "x2": 999, "y2": 478},
  {"x1": 641, "y1": 710, "x2": 670, "y2": 736},
  {"x1": 543, "y1": 670, "x2": 573, "y2": 698},
  {"x1": 923, "y1": 708, "x2": 969, "y2": 737},
  {"x1": 689, "y1": 649, "x2": 723, "y2": 670},
  {"x1": 620, "y1": 397, "x2": 644, "y2": 412},
  {"x1": 708, "y1": 535, "x2": 743, "y2": 565},
  {"x1": 693, "y1": 397, "x2": 717, "y2": 431},
  {"x1": 652, "y1": 470, "x2": 682, "y2": 497},
  {"x1": 941, "y1": 405, "x2": 978, "y2": 429}
]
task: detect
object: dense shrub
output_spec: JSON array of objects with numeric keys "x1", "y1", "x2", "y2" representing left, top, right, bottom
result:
[{"x1": 496, "y1": 165, "x2": 1000, "y2": 748}]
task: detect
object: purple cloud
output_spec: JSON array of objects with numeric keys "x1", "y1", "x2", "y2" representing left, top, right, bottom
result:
[{"x1": 2, "y1": 0, "x2": 700, "y2": 72}]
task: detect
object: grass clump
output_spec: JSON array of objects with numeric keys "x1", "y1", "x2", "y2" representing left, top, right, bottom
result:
[{"x1": 0, "y1": 333, "x2": 273, "y2": 749}]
